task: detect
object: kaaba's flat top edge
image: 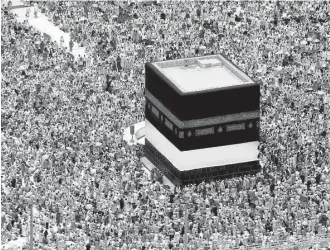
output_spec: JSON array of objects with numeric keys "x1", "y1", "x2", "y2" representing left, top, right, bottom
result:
[{"x1": 149, "y1": 54, "x2": 257, "y2": 95}]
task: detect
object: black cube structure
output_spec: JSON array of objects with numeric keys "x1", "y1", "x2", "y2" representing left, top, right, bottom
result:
[{"x1": 144, "y1": 55, "x2": 261, "y2": 186}]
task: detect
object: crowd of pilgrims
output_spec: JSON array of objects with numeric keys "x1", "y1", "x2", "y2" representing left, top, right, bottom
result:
[{"x1": 1, "y1": 1, "x2": 330, "y2": 250}]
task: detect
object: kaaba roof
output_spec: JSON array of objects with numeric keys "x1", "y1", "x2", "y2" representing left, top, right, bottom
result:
[
  {"x1": 145, "y1": 54, "x2": 260, "y2": 121},
  {"x1": 150, "y1": 54, "x2": 256, "y2": 95}
]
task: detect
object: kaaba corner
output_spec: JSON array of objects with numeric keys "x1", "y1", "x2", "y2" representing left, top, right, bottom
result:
[{"x1": 143, "y1": 54, "x2": 261, "y2": 186}]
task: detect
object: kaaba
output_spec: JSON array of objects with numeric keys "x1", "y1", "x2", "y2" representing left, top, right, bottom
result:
[{"x1": 144, "y1": 55, "x2": 261, "y2": 186}]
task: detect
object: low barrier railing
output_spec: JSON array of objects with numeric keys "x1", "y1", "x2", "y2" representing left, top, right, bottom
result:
[{"x1": 229, "y1": 233, "x2": 330, "y2": 250}]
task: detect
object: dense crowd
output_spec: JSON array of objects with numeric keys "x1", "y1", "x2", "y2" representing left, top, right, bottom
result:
[{"x1": 1, "y1": 1, "x2": 330, "y2": 250}]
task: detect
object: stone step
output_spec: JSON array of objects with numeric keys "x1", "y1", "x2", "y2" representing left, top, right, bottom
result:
[
  {"x1": 141, "y1": 156, "x2": 175, "y2": 191},
  {"x1": 10, "y1": 4, "x2": 28, "y2": 10},
  {"x1": 140, "y1": 156, "x2": 155, "y2": 172}
]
